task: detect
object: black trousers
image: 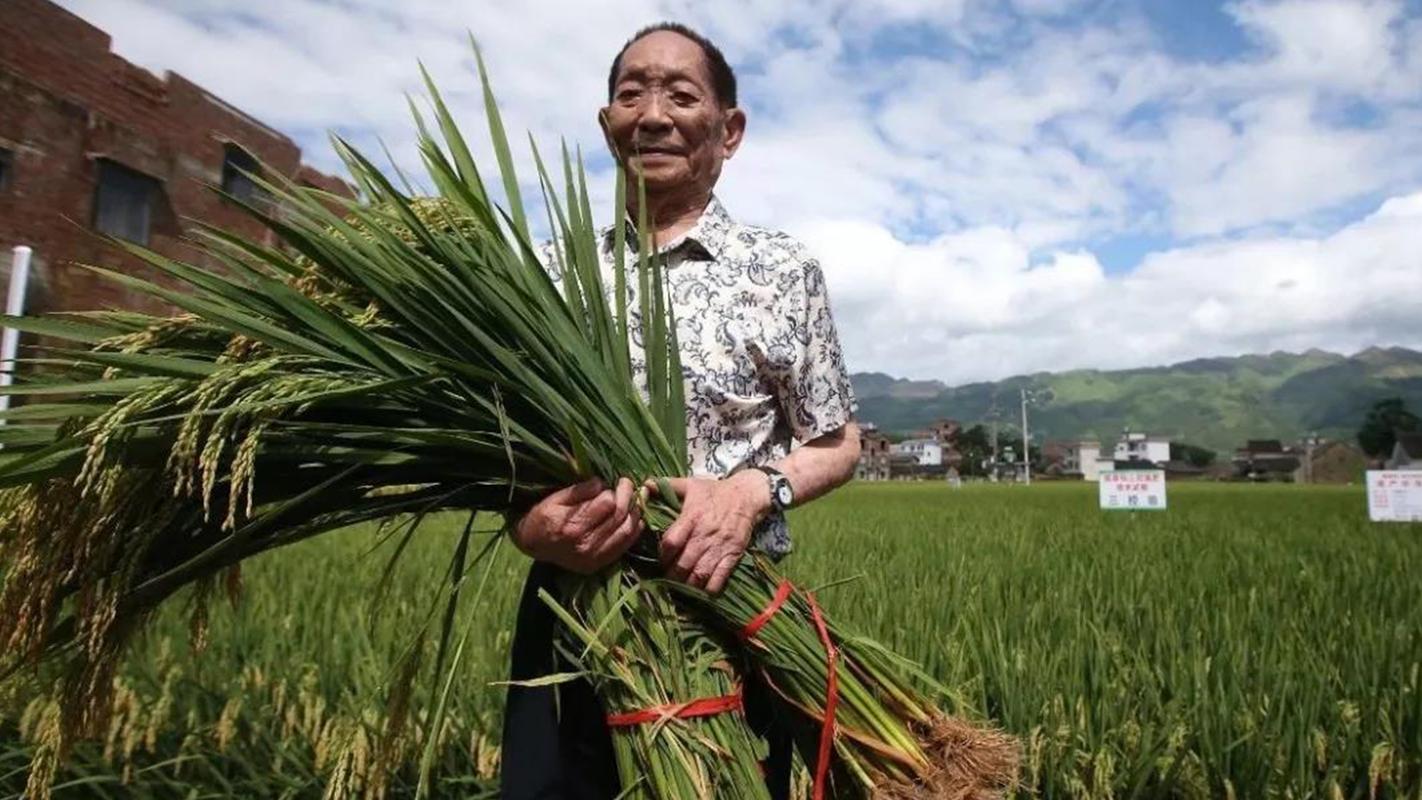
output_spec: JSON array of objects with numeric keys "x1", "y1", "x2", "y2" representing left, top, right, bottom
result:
[{"x1": 501, "y1": 561, "x2": 793, "y2": 800}]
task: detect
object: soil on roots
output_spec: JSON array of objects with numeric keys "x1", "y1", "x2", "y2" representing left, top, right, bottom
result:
[{"x1": 873, "y1": 714, "x2": 1020, "y2": 800}]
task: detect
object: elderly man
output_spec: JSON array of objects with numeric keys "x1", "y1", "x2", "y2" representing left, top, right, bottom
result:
[{"x1": 502, "y1": 22, "x2": 861, "y2": 800}]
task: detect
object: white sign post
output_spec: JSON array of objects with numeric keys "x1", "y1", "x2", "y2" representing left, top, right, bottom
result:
[
  {"x1": 1099, "y1": 469, "x2": 1167, "y2": 511},
  {"x1": 1366, "y1": 471, "x2": 1422, "y2": 522},
  {"x1": 1, "y1": 245, "x2": 33, "y2": 421}
]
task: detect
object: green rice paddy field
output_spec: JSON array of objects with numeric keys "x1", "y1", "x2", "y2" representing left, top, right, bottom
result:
[{"x1": 4, "y1": 482, "x2": 1420, "y2": 798}]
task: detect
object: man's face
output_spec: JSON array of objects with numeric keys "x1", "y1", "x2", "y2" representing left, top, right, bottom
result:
[{"x1": 602, "y1": 31, "x2": 745, "y2": 198}]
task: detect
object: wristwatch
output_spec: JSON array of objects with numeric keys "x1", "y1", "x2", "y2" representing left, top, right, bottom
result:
[{"x1": 752, "y1": 465, "x2": 795, "y2": 512}]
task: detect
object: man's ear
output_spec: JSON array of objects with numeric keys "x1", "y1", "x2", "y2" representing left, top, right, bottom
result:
[{"x1": 721, "y1": 107, "x2": 747, "y2": 159}]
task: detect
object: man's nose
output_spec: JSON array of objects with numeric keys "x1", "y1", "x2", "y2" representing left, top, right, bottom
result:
[{"x1": 637, "y1": 92, "x2": 673, "y2": 133}]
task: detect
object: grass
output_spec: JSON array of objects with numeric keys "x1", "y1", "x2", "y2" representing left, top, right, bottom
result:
[{"x1": 4, "y1": 482, "x2": 1420, "y2": 798}]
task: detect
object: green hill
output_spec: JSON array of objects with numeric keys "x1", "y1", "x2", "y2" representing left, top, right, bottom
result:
[{"x1": 852, "y1": 347, "x2": 1422, "y2": 453}]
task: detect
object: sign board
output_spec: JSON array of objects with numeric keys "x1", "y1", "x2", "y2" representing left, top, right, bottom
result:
[
  {"x1": 1366, "y1": 471, "x2": 1422, "y2": 522},
  {"x1": 1099, "y1": 469, "x2": 1167, "y2": 511}
]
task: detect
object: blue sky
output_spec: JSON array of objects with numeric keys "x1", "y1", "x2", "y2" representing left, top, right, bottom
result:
[{"x1": 57, "y1": 0, "x2": 1422, "y2": 383}]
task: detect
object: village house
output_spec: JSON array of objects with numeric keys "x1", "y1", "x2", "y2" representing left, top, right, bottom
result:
[
  {"x1": 926, "y1": 419, "x2": 963, "y2": 464},
  {"x1": 0, "y1": 0, "x2": 349, "y2": 322},
  {"x1": 892, "y1": 438, "x2": 942, "y2": 467},
  {"x1": 1113, "y1": 431, "x2": 1171, "y2": 465},
  {"x1": 889, "y1": 451, "x2": 928, "y2": 479},
  {"x1": 1046, "y1": 439, "x2": 1102, "y2": 481},
  {"x1": 1294, "y1": 440, "x2": 1367, "y2": 484},
  {"x1": 1089, "y1": 430, "x2": 1171, "y2": 476},
  {"x1": 1159, "y1": 459, "x2": 1209, "y2": 480},
  {"x1": 855, "y1": 423, "x2": 893, "y2": 481},
  {"x1": 888, "y1": 437, "x2": 957, "y2": 480},
  {"x1": 852, "y1": 418, "x2": 965, "y2": 481},
  {"x1": 1387, "y1": 432, "x2": 1422, "y2": 471},
  {"x1": 1233, "y1": 439, "x2": 1302, "y2": 482}
]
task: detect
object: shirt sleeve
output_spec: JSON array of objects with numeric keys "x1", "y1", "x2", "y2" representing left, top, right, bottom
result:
[{"x1": 773, "y1": 242, "x2": 858, "y2": 442}]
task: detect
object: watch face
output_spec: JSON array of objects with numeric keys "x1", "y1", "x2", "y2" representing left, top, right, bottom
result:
[{"x1": 776, "y1": 483, "x2": 794, "y2": 507}]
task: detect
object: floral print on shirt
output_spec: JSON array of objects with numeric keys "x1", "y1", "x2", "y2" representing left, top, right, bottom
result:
[{"x1": 542, "y1": 196, "x2": 857, "y2": 556}]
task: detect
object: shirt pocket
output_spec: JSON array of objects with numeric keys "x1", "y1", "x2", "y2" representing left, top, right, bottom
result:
[{"x1": 695, "y1": 385, "x2": 776, "y2": 476}]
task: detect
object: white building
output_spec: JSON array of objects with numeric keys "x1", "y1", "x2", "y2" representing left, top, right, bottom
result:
[
  {"x1": 1060, "y1": 440, "x2": 1102, "y2": 481},
  {"x1": 1113, "y1": 431, "x2": 1171, "y2": 466},
  {"x1": 892, "y1": 438, "x2": 943, "y2": 466}
]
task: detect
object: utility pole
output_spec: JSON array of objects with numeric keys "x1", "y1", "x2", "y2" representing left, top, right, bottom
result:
[
  {"x1": 988, "y1": 401, "x2": 1000, "y2": 483},
  {"x1": 1020, "y1": 387, "x2": 1032, "y2": 486},
  {"x1": 1304, "y1": 432, "x2": 1318, "y2": 484}
]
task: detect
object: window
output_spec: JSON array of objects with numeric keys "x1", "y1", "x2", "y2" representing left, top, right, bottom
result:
[
  {"x1": 0, "y1": 148, "x2": 12, "y2": 191},
  {"x1": 93, "y1": 159, "x2": 161, "y2": 244},
  {"x1": 220, "y1": 143, "x2": 264, "y2": 204}
]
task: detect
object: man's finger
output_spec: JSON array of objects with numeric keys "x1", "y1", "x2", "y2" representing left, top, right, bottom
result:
[
  {"x1": 644, "y1": 476, "x2": 690, "y2": 500},
  {"x1": 704, "y1": 552, "x2": 742, "y2": 596},
  {"x1": 685, "y1": 546, "x2": 722, "y2": 590},
  {"x1": 582, "y1": 501, "x2": 628, "y2": 543},
  {"x1": 613, "y1": 477, "x2": 634, "y2": 516},
  {"x1": 589, "y1": 505, "x2": 643, "y2": 568},
  {"x1": 552, "y1": 478, "x2": 605, "y2": 506},
  {"x1": 659, "y1": 510, "x2": 695, "y2": 567},
  {"x1": 671, "y1": 534, "x2": 712, "y2": 583},
  {"x1": 582, "y1": 479, "x2": 635, "y2": 543},
  {"x1": 565, "y1": 490, "x2": 617, "y2": 536}
]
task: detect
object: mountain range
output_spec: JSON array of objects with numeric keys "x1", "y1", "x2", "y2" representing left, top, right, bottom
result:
[{"x1": 850, "y1": 347, "x2": 1422, "y2": 453}]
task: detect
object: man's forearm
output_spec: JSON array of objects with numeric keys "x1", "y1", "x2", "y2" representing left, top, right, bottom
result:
[
  {"x1": 773, "y1": 420, "x2": 861, "y2": 509},
  {"x1": 715, "y1": 420, "x2": 860, "y2": 525}
]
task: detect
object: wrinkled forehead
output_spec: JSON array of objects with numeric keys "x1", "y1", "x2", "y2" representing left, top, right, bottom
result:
[{"x1": 613, "y1": 31, "x2": 715, "y2": 90}]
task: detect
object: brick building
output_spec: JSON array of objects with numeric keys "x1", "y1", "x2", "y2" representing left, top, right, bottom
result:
[
  {"x1": 855, "y1": 424, "x2": 892, "y2": 481},
  {"x1": 0, "y1": 0, "x2": 349, "y2": 319},
  {"x1": 854, "y1": 419, "x2": 967, "y2": 481},
  {"x1": 1232, "y1": 439, "x2": 1301, "y2": 482}
]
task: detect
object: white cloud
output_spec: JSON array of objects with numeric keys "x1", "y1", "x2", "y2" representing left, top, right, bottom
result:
[
  {"x1": 50, "y1": 0, "x2": 1422, "y2": 383},
  {"x1": 1227, "y1": 0, "x2": 1407, "y2": 94},
  {"x1": 801, "y1": 191, "x2": 1422, "y2": 382},
  {"x1": 1153, "y1": 94, "x2": 1398, "y2": 236}
]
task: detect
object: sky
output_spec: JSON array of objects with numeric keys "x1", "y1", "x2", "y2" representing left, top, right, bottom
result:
[{"x1": 55, "y1": 0, "x2": 1422, "y2": 384}]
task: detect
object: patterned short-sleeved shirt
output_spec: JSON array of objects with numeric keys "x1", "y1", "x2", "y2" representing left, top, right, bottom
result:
[{"x1": 544, "y1": 196, "x2": 857, "y2": 556}]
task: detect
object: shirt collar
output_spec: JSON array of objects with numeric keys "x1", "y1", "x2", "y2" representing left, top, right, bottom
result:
[{"x1": 604, "y1": 195, "x2": 734, "y2": 262}]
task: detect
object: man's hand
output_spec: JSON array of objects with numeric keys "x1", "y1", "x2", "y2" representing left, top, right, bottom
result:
[
  {"x1": 651, "y1": 471, "x2": 772, "y2": 595},
  {"x1": 513, "y1": 478, "x2": 643, "y2": 574}
]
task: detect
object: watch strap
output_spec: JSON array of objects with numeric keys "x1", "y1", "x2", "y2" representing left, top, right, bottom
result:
[{"x1": 752, "y1": 465, "x2": 793, "y2": 511}]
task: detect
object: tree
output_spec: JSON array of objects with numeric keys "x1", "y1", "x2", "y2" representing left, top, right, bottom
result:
[
  {"x1": 956, "y1": 424, "x2": 993, "y2": 477},
  {"x1": 950, "y1": 425, "x2": 1042, "y2": 476},
  {"x1": 1357, "y1": 397, "x2": 1420, "y2": 457},
  {"x1": 1170, "y1": 442, "x2": 1217, "y2": 468},
  {"x1": 1002, "y1": 434, "x2": 1042, "y2": 469}
]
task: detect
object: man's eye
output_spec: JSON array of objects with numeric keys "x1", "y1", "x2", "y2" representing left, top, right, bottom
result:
[
  {"x1": 616, "y1": 89, "x2": 642, "y2": 103},
  {"x1": 672, "y1": 93, "x2": 698, "y2": 106}
]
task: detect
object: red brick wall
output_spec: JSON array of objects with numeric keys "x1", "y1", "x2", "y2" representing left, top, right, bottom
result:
[{"x1": 0, "y1": 0, "x2": 350, "y2": 319}]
